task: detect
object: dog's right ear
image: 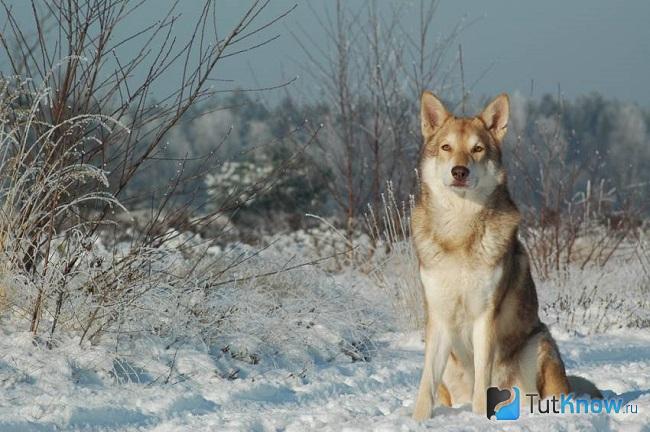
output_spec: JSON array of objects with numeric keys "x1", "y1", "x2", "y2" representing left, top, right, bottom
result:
[{"x1": 421, "y1": 91, "x2": 450, "y2": 139}]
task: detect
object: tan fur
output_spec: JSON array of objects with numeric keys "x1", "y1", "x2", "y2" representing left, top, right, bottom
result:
[
  {"x1": 437, "y1": 383, "x2": 452, "y2": 407},
  {"x1": 412, "y1": 92, "x2": 599, "y2": 420},
  {"x1": 536, "y1": 336, "x2": 570, "y2": 399}
]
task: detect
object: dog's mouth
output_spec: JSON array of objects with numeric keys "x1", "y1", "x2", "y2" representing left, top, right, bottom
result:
[{"x1": 451, "y1": 180, "x2": 469, "y2": 188}]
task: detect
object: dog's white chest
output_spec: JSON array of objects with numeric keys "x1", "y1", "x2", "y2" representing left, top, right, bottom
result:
[
  {"x1": 420, "y1": 259, "x2": 503, "y2": 325},
  {"x1": 420, "y1": 260, "x2": 502, "y2": 362}
]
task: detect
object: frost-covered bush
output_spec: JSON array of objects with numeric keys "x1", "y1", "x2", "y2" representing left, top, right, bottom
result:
[
  {"x1": 0, "y1": 77, "x2": 127, "y2": 336},
  {"x1": 539, "y1": 238, "x2": 650, "y2": 334},
  {"x1": 0, "y1": 77, "x2": 384, "y2": 374},
  {"x1": 4, "y1": 234, "x2": 386, "y2": 370},
  {"x1": 183, "y1": 244, "x2": 386, "y2": 367},
  {"x1": 205, "y1": 160, "x2": 275, "y2": 208},
  {"x1": 534, "y1": 222, "x2": 650, "y2": 334},
  {"x1": 262, "y1": 184, "x2": 425, "y2": 331},
  {"x1": 205, "y1": 151, "x2": 330, "y2": 235},
  {"x1": 363, "y1": 185, "x2": 423, "y2": 331}
]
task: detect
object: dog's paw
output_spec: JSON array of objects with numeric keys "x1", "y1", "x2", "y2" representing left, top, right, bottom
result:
[
  {"x1": 412, "y1": 406, "x2": 431, "y2": 421},
  {"x1": 412, "y1": 396, "x2": 433, "y2": 421},
  {"x1": 472, "y1": 395, "x2": 486, "y2": 415}
]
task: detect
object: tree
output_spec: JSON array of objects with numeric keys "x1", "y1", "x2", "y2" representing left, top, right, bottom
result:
[{"x1": 0, "y1": 0, "x2": 296, "y2": 336}]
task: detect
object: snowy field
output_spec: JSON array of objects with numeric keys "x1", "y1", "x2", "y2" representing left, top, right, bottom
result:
[
  {"x1": 0, "y1": 324, "x2": 649, "y2": 431},
  {"x1": 0, "y1": 231, "x2": 648, "y2": 432}
]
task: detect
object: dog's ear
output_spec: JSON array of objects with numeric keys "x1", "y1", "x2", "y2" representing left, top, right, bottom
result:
[
  {"x1": 421, "y1": 91, "x2": 450, "y2": 139},
  {"x1": 480, "y1": 94, "x2": 509, "y2": 143}
]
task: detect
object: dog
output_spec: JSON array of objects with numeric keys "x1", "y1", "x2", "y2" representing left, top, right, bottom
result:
[{"x1": 411, "y1": 92, "x2": 601, "y2": 420}]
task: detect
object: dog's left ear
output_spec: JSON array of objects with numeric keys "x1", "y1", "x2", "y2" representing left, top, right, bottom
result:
[{"x1": 480, "y1": 94, "x2": 509, "y2": 143}]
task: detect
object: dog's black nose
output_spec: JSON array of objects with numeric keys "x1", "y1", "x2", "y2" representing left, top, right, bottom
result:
[{"x1": 451, "y1": 166, "x2": 469, "y2": 181}]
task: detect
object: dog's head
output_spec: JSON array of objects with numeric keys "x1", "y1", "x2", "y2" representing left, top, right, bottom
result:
[{"x1": 419, "y1": 92, "x2": 509, "y2": 200}]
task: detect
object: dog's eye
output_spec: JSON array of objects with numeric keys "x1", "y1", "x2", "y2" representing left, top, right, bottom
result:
[
  {"x1": 441, "y1": 144, "x2": 451, "y2": 151},
  {"x1": 472, "y1": 145, "x2": 484, "y2": 153}
]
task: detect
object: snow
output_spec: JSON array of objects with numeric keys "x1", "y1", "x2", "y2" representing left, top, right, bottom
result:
[
  {"x1": 1, "y1": 320, "x2": 648, "y2": 431},
  {"x1": 0, "y1": 226, "x2": 647, "y2": 431}
]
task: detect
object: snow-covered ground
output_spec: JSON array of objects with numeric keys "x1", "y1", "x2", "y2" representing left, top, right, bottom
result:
[
  {"x1": 1, "y1": 322, "x2": 648, "y2": 431},
  {"x1": 0, "y1": 227, "x2": 647, "y2": 431}
]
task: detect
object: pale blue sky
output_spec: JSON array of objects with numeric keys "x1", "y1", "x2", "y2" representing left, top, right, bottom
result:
[{"x1": 4, "y1": 0, "x2": 650, "y2": 105}]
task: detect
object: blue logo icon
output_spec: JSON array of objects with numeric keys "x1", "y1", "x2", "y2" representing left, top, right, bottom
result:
[{"x1": 487, "y1": 386, "x2": 520, "y2": 420}]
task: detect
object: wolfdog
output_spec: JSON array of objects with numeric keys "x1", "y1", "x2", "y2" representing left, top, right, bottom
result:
[{"x1": 411, "y1": 92, "x2": 600, "y2": 420}]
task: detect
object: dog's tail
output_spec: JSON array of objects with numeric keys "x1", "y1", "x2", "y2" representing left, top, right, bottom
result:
[{"x1": 568, "y1": 375, "x2": 602, "y2": 399}]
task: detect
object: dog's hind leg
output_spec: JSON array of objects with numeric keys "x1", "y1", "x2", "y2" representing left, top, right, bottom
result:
[
  {"x1": 440, "y1": 352, "x2": 473, "y2": 407},
  {"x1": 525, "y1": 333, "x2": 600, "y2": 399},
  {"x1": 437, "y1": 383, "x2": 452, "y2": 407},
  {"x1": 536, "y1": 335, "x2": 570, "y2": 399}
]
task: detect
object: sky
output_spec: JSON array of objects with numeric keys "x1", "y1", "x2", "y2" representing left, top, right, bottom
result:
[{"x1": 3, "y1": 0, "x2": 650, "y2": 106}]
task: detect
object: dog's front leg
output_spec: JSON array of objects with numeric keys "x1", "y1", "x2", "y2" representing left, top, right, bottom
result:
[
  {"x1": 472, "y1": 311, "x2": 495, "y2": 414},
  {"x1": 413, "y1": 317, "x2": 450, "y2": 421}
]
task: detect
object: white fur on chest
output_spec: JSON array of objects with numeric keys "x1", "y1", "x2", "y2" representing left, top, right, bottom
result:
[{"x1": 420, "y1": 260, "x2": 502, "y2": 356}]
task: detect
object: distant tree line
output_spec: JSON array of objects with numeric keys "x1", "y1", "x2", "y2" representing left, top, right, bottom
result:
[{"x1": 149, "y1": 90, "x2": 649, "y2": 238}]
